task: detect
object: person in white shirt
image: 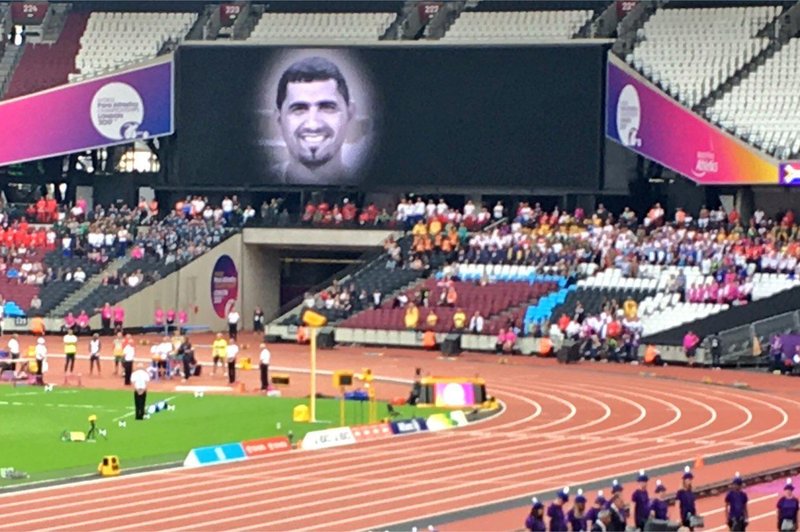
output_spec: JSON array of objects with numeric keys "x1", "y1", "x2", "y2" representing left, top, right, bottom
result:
[
  {"x1": 130, "y1": 362, "x2": 151, "y2": 420},
  {"x1": 7, "y1": 334, "x2": 20, "y2": 376},
  {"x1": 89, "y1": 333, "x2": 101, "y2": 376},
  {"x1": 73, "y1": 268, "x2": 86, "y2": 283},
  {"x1": 259, "y1": 343, "x2": 271, "y2": 391},
  {"x1": 227, "y1": 308, "x2": 240, "y2": 341},
  {"x1": 34, "y1": 338, "x2": 47, "y2": 385},
  {"x1": 469, "y1": 311, "x2": 484, "y2": 334},
  {"x1": 122, "y1": 337, "x2": 135, "y2": 386},
  {"x1": 226, "y1": 341, "x2": 239, "y2": 385}
]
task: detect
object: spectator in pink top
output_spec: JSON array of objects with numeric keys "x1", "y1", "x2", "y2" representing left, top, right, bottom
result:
[
  {"x1": 683, "y1": 330, "x2": 700, "y2": 366},
  {"x1": 154, "y1": 307, "x2": 164, "y2": 326},
  {"x1": 167, "y1": 309, "x2": 176, "y2": 326},
  {"x1": 100, "y1": 302, "x2": 113, "y2": 334},
  {"x1": 114, "y1": 306, "x2": 125, "y2": 333},
  {"x1": 63, "y1": 312, "x2": 76, "y2": 332},
  {"x1": 178, "y1": 309, "x2": 188, "y2": 326},
  {"x1": 77, "y1": 310, "x2": 90, "y2": 335}
]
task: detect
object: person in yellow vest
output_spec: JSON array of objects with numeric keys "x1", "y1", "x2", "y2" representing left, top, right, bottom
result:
[
  {"x1": 63, "y1": 329, "x2": 78, "y2": 374},
  {"x1": 404, "y1": 303, "x2": 419, "y2": 329},
  {"x1": 112, "y1": 332, "x2": 125, "y2": 376},
  {"x1": 453, "y1": 308, "x2": 467, "y2": 331},
  {"x1": 212, "y1": 333, "x2": 227, "y2": 376},
  {"x1": 426, "y1": 310, "x2": 439, "y2": 329}
]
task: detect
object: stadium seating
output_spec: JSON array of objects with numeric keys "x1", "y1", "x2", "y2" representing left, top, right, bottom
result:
[
  {"x1": 626, "y1": 6, "x2": 778, "y2": 108},
  {"x1": 248, "y1": 11, "x2": 395, "y2": 42},
  {"x1": 707, "y1": 37, "x2": 800, "y2": 159},
  {"x1": 4, "y1": 12, "x2": 89, "y2": 99},
  {"x1": 71, "y1": 11, "x2": 197, "y2": 79},
  {"x1": 442, "y1": 9, "x2": 593, "y2": 41}
]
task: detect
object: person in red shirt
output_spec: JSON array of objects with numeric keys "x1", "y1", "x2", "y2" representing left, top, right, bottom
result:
[
  {"x1": 301, "y1": 202, "x2": 316, "y2": 223},
  {"x1": 342, "y1": 200, "x2": 356, "y2": 223}
]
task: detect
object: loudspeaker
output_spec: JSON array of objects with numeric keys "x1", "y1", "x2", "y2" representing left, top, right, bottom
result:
[
  {"x1": 317, "y1": 327, "x2": 335, "y2": 349},
  {"x1": 441, "y1": 334, "x2": 462, "y2": 356},
  {"x1": 557, "y1": 341, "x2": 581, "y2": 364}
]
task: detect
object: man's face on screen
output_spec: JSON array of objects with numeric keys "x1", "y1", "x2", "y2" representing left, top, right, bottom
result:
[{"x1": 279, "y1": 79, "x2": 351, "y2": 168}]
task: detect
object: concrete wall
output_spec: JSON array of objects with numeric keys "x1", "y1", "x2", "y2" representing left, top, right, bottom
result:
[
  {"x1": 116, "y1": 235, "x2": 244, "y2": 330},
  {"x1": 241, "y1": 245, "x2": 281, "y2": 323},
  {"x1": 242, "y1": 227, "x2": 395, "y2": 249}
]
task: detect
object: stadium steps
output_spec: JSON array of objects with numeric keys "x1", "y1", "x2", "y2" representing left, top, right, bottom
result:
[
  {"x1": 612, "y1": 0, "x2": 662, "y2": 58},
  {"x1": 41, "y1": 2, "x2": 70, "y2": 44},
  {"x1": 49, "y1": 256, "x2": 131, "y2": 317},
  {"x1": 0, "y1": 44, "x2": 24, "y2": 99}
]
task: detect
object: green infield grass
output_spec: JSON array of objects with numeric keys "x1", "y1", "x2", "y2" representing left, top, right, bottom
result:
[{"x1": 0, "y1": 386, "x2": 436, "y2": 486}]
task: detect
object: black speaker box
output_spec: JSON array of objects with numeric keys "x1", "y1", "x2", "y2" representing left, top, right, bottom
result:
[
  {"x1": 441, "y1": 334, "x2": 462, "y2": 356},
  {"x1": 317, "y1": 327, "x2": 335, "y2": 349}
]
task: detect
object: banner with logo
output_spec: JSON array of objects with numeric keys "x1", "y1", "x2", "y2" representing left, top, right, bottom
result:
[
  {"x1": 389, "y1": 418, "x2": 429, "y2": 436},
  {"x1": 211, "y1": 254, "x2": 239, "y2": 318},
  {"x1": 0, "y1": 56, "x2": 172, "y2": 167},
  {"x1": 301, "y1": 427, "x2": 357, "y2": 451},
  {"x1": 605, "y1": 54, "x2": 781, "y2": 185},
  {"x1": 242, "y1": 436, "x2": 291, "y2": 457}
]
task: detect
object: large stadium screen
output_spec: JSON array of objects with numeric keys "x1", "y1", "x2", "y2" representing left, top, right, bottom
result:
[{"x1": 175, "y1": 44, "x2": 606, "y2": 190}]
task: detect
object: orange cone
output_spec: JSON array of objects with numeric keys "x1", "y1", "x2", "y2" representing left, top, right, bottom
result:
[{"x1": 694, "y1": 456, "x2": 704, "y2": 469}]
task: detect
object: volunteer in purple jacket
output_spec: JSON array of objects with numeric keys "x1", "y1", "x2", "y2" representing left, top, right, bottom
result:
[
  {"x1": 632, "y1": 469, "x2": 650, "y2": 530},
  {"x1": 567, "y1": 489, "x2": 588, "y2": 531},
  {"x1": 526, "y1": 497, "x2": 547, "y2": 532},
  {"x1": 648, "y1": 480, "x2": 669, "y2": 521},
  {"x1": 725, "y1": 472, "x2": 748, "y2": 531},
  {"x1": 585, "y1": 491, "x2": 606, "y2": 528},
  {"x1": 548, "y1": 487, "x2": 570, "y2": 531},
  {"x1": 676, "y1": 466, "x2": 698, "y2": 530},
  {"x1": 777, "y1": 478, "x2": 799, "y2": 532}
]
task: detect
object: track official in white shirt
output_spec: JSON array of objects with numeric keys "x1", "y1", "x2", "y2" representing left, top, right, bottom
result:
[
  {"x1": 227, "y1": 308, "x2": 240, "y2": 341},
  {"x1": 226, "y1": 341, "x2": 239, "y2": 384},
  {"x1": 131, "y1": 362, "x2": 150, "y2": 420},
  {"x1": 259, "y1": 343, "x2": 271, "y2": 391}
]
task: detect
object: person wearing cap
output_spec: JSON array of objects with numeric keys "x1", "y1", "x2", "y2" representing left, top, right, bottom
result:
[
  {"x1": 777, "y1": 478, "x2": 799, "y2": 532},
  {"x1": 225, "y1": 339, "x2": 239, "y2": 384},
  {"x1": 606, "y1": 492, "x2": 627, "y2": 532},
  {"x1": 212, "y1": 333, "x2": 227, "y2": 376},
  {"x1": 632, "y1": 470, "x2": 650, "y2": 530},
  {"x1": 725, "y1": 473, "x2": 748, "y2": 531},
  {"x1": 606, "y1": 480, "x2": 628, "y2": 529},
  {"x1": 567, "y1": 489, "x2": 588, "y2": 531},
  {"x1": 525, "y1": 498, "x2": 547, "y2": 531},
  {"x1": 649, "y1": 480, "x2": 669, "y2": 521},
  {"x1": 548, "y1": 488, "x2": 569, "y2": 531},
  {"x1": 585, "y1": 491, "x2": 606, "y2": 529},
  {"x1": 676, "y1": 466, "x2": 698, "y2": 530}
]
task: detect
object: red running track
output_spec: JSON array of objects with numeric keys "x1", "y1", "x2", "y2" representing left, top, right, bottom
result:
[{"x1": 1, "y1": 342, "x2": 800, "y2": 531}]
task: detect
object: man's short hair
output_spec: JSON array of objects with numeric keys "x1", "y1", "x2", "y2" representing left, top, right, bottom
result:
[
  {"x1": 276, "y1": 56, "x2": 350, "y2": 109},
  {"x1": 597, "y1": 510, "x2": 610, "y2": 520}
]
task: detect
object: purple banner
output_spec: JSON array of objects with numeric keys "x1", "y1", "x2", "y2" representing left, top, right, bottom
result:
[
  {"x1": 0, "y1": 57, "x2": 173, "y2": 167},
  {"x1": 606, "y1": 54, "x2": 780, "y2": 185},
  {"x1": 211, "y1": 255, "x2": 239, "y2": 318}
]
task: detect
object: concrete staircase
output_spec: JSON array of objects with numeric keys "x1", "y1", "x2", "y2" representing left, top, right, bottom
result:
[
  {"x1": 41, "y1": 3, "x2": 70, "y2": 44},
  {"x1": 0, "y1": 44, "x2": 23, "y2": 99},
  {"x1": 50, "y1": 256, "x2": 131, "y2": 317}
]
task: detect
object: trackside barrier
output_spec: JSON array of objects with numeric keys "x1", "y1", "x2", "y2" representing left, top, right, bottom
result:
[
  {"x1": 301, "y1": 426, "x2": 357, "y2": 451},
  {"x1": 449, "y1": 410, "x2": 469, "y2": 427},
  {"x1": 183, "y1": 442, "x2": 246, "y2": 468},
  {"x1": 426, "y1": 413, "x2": 457, "y2": 432},
  {"x1": 390, "y1": 417, "x2": 429, "y2": 435},
  {"x1": 351, "y1": 423, "x2": 393, "y2": 442},
  {"x1": 242, "y1": 436, "x2": 291, "y2": 458}
]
